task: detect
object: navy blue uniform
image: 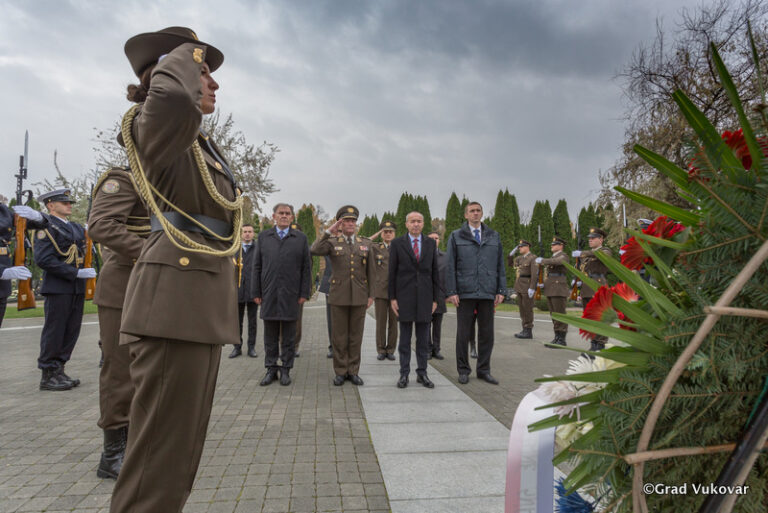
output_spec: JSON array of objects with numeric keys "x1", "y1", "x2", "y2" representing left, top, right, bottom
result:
[{"x1": 34, "y1": 215, "x2": 87, "y2": 370}]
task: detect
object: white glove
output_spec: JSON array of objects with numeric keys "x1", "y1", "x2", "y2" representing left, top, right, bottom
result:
[
  {"x1": 508, "y1": 246, "x2": 519, "y2": 257},
  {"x1": 571, "y1": 250, "x2": 581, "y2": 257},
  {"x1": 1, "y1": 266, "x2": 32, "y2": 280},
  {"x1": 77, "y1": 268, "x2": 97, "y2": 279},
  {"x1": 527, "y1": 288, "x2": 535, "y2": 298},
  {"x1": 537, "y1": 283, "x2": 544, "y2": 289},
  {"x1": 12, "y1": 205, "x2": 43, "y2": 223},
  {"x1": 577, "y1": 281, "x2": 582, "y2": 287},
  {"x1": 535, "y1": 257, "x2": 543, "y2": 264}
]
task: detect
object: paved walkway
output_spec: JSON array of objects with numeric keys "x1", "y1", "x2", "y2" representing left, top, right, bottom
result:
[{"x1": 0, "y1": 298, "x2": 580, "y2": 512}]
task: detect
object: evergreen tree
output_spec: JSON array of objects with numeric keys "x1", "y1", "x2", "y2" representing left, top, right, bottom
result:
[
  {"x1": 444, "y1": 192, "x2": 463, "y2": 239},
  {"x1": 417, "y1": 195, "x2": 432, "y2": 231},
  {"x1": 491, "y1": 189, "x2": 517, "y2": 287},
  {"x1": 506, "y1": 191, "x2": 520, "y2": 245},
  {"x1": 529, "y1": 200, "x2": 555, "y2": 257},
  {"x1": 296, "y1": 204, "x2": 320, "y2": 293},
  {"x1": 552, "y1": 199, "x2": 573, "y2": 249}
]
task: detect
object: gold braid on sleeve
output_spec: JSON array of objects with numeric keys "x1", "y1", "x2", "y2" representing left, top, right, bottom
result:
[{"x1": 120, "y1": 105, "x2": 243, "y2": 257}]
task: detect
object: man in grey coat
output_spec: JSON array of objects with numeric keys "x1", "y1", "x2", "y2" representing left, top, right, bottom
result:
[
  {"x1": 445, "y1": 201, "x2": 506, "y2": 385},
  {"x1": 252, "y1": 203, "x2": 311, "y2": 386}
]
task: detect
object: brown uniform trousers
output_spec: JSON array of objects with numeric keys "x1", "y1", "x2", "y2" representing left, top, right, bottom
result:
[
  {"x1": 110, "y1": 43, "x2": 238, "y2": 513},
  {"x1": 311, "y1": 232, "x2": 373, "y2": 377},
  {"x1": 89, "y1": 168, "x2": 149, "y2": 431},
  {"x1": 541, "y1": 251, "x2": 570, "y2": 332},
  {"x1": 371, "y1": 242, "x2": 397, "y2": 355},
  {"x1": 580, "y1": 246, "x2": 613, "y2": 343},
  {"x1": 510, "y1": 252, "x2": 538, "y2": 330}
]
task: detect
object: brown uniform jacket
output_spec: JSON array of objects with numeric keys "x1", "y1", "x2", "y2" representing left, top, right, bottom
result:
[
  {"x1": 579, "y1": 246, "x2": 613, "y2": 298},
  {"x1": 369, "y1": 242, "x2": 390, "y2": 299},
  {"x1": 541, "y1": 250, "x2": 570, "y2": 297},
  {"x1": 512, "y1": 252, "x2": 538, "y2": 295},
  {"x1": 89, "y1": 168, "x2": 149, "y2": 309},
  {"x1": 310, "y1": 232, "x2": 374, "y2": 306},
  {"x1": 119, "y1": 42, "x2": 239, "y2": 345}
]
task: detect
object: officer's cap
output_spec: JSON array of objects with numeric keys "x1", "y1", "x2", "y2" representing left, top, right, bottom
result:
[
  {"x1": 380, "y1": 220, "x2": 396, "y2": 231},
  {"x1": 638, "y1": 218, "x2": 654, "y2": 230},
  {"x1": 336, "y1": 205, "x2": 359, "y2": 221},
  {"x1": 38, "y1": 188, "x2": 74, "y2": 204},
  {"x1": 125, "y1": 26, "x2": 224, "y2": 77},
  {"x1": 518, "y1": 239, "x2": 531, "y2": 247},
  {"x1": 551, "y1": 236, "x2": 566, "y2": 246},
  {"x1": 587, "y1": 227, "x2": 607, "y2": 239}
]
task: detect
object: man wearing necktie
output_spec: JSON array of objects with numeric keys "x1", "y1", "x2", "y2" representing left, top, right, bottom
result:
[
  {"x1": 389, "y1": 212, "x2": 440, "y2": 388},
  {"x1": 445, "y1": 201, "x2": 507, "y2": 385},
  {"x1": 230, "y1": 224, "x2": 258, "y2": 358},
  {"x1": 252, "y1": 204, "x2": 311, "y2": 386}
]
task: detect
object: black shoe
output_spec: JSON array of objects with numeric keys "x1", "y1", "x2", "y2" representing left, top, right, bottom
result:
[
  {"x1": 397, "y1": 375, "x2": 408, "y2": 388},
  {"x1": 97, "y1": 426, "x2": 127, "y2": 479},
  {"x1": 386, "y1": 354, "x2": 396, "y2": 361},
  {"x1": 349, "y1": 375, "x2": 364, "y2": 386},
  {"x1": 333, "y1": 375, "x2": 345, "y2": 386},
  {"x1": 377, "y1": 354, "x2": 386, "y2": 361},
  {"x1": 432, "y1": 351, "x2": 444, "y2": 360},
  {"x1": 58, "y1": 366, "x2": 80, "y2": 387},
  {"x1": 279, "y1": 369, "x2": 291, "y2": 386},
  {"x1": 260, "y1": 370, "x2": 278, "y2": 386},
  {"x1": 417, "y1": 375, "x2": 435, "y2": 388},
  {"x1": 40, "y1": 368, "x2": 73, "y2": 391},
  {"x1": 247, "y1": 347, "x2": 258, "y2": 358},
  {"x1": 294, "y1": 352, "x2": 300, "y2": 358},
  {"x1": 478, "y1": 373, "x2": 499, "y2": 385},
  {"x1": 556, "y1": 331, "x2": 567, "y2": 346},
  {"x1": 514, "y1": 328, "x2": 533, "y2": 339},
  {"x1": 229, "y1": 346, "x2": 242, "y2": 358},
  {"x1": 589, "y1": 340, "x2": 605, "y2": 352},
  {"x1": 458, "y1": 373, "x2": 469, "y2": 385},
  {"x1": 327, "y1": 350, "x2": 334, "y2": 359}
]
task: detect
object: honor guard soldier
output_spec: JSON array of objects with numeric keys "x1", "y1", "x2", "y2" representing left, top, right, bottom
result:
[
  {"x1": 536, "y1": 236, "x2": 570, "y2": 346},
  {"x1": 34, "y1": 188, "x2": 95, "y2": 390},
  {"x1": 509, "y1": 239, "x2": 537, "y2": 339},
  {"x1": 310, "y1": 205, "x2": 374, "y2": 386},
  {"x1": 88, "y1": 167, "x2": 150, "y2": 479},
  {"x1": 573, "y1": 227, "x2": 613, "y2": 352},
  {"x1": 370, "y1": 220, "x2": 397, "y2": 360},
  {"x1": 111, "y1": 27, "x2": 242, "y2": 513},
  {"x1": 0, "y1": 203, "x2": 48, "y2": 327}
]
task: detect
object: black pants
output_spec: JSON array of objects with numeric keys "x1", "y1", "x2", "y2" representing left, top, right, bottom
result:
[
  {"x1": 325, "y1": 294, "x2": 332, "y2": 351},
  {"x1": 263, "y1": 320, "x2": 296, "y2": 370},
  {"x1": 456, "y1": 299, "x2": 494, "y2": 376},
  {"x1": 398, "y1": 321, "x2": 430, "y2": 377},
  {"x1": 237, "y1": 301, "x2": 258, "y2": 348},
  {"x1": 0, "y1": 295, "x2": 7, "y2": 328},
  {"x1": 38, "y1": 293, "x2": 84, "y2": 370},
  {"x1": 430, "y1": 313, "x2": 443, "y2": 353}
]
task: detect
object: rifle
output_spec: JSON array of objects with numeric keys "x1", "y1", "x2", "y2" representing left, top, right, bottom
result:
[
  {"x1": 83, "y1": 183, "x2": 97, "y2": 300},
  {"x1": 534, "y1": 224, "x2": 543, "y2": 301},
  {"x1": 570, "y1": 223, "x2": 581, "y2": 300},
  {"x1": 13, "y1": 131, "x2": 36, "y2": 311}
]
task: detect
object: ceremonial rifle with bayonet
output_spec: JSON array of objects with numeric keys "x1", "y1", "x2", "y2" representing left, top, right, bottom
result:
[
  {"x1": 569, "y1": 223, "x2": 581, "y2": 301},
  {"x1": 534, "y1": 224, "x2": 544, "y2": 301},
  {"x1": 83, "y1": 183, "x2": 97, "y2": 300},
  {"x1": 13, "y1": 131, "x2": 36, "y2": 310}
]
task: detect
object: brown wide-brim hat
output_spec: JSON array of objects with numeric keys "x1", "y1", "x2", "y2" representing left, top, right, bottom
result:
[{"x1": 125, "y1": 26, "x2": 224, "y2": 77}]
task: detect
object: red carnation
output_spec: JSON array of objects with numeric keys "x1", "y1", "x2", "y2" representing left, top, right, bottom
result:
[
  {"x1": 580, "y1": 283, "x2": 639, "y2": 339},
  {"x1": 621, "y1": 216, "x2": 683, "y2": 271},
  {"x1": 722, "y1": 129, "x2": 752, "y2": 169}
]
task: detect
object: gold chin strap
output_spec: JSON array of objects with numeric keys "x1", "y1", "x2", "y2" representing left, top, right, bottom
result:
[
  {"x1": 41, "y1": 230, "x2": 81, "y2": 265},
  {"x1": 120, "y1": 105, "x2": 243, "y2": 257}
]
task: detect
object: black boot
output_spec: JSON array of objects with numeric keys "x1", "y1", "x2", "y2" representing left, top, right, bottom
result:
[
  {"x1": 39, "y1": 368, "x2": 73, "y2": 391},
  {"x1": 97, "y1": 426, "x2": 127, "y2": 479},
  {"x1": 260, "y1": 369, "x2": 278, "y2": 386},
  {"x1": 229, "y1": 345, "x2": 242, "y2": 358},
  {"x1": 58, "y1": 364, "x2": 80, "y2": 387},
  {"x1": 470, "y1": 341, "x2": 478, "y2": 359},
  {"x1": 280, "y1": 368, "x2": 291, "y2": 386},
  {"x1": 514, "y1": 328, "x2": 532, "y2": 339},
  {"x1": 555, "y1": 331, "x2": 567, "y2": 346}
]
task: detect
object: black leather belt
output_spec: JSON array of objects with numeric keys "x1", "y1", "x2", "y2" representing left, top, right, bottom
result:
[
  {"x1": 589, "y1": 273, "x2": 606, "y2": 279},
  {"x1": 549, "y1": 272, "x2": 565, "y2": 277},
  {"x1": 150, "y1": 212, "x2": 231, "y2": 239}
]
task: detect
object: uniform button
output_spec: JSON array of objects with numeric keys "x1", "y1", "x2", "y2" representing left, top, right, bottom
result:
[
  {"x1": 351, "y1": 268, "x2": 355, "y2": 271},
  {"x1": 179, "y1": 257, "x2": 190, "y2": 266},
  {"x1": 214, "y1": 161, "x2": 223, "y2": 170}
]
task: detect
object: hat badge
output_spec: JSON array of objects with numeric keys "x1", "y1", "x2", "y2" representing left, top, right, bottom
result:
[
  {"x1": 193, "y1": 48, "x2": 203, "y2": 63},
  {"x1": 347, "y1": 207, "x2": 354, "y2": 213}
]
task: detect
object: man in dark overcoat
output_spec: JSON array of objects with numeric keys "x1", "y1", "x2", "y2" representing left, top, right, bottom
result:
[
  {"x1": 252, "y1": 203, "x2": 311, "y2": 386},
  {"x1": 389, "y1": 212, "x2": 440, "y2": 389},
  {"x1": 230, "y1": 223, "x2": 258, "y2": 358}
]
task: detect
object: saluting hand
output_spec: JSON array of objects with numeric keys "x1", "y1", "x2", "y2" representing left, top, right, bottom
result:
[
  {"x1": 370, "y1": 229, "x2": 383, "y2": 240},
  {"x1": 328, "y1": 219, "x2": 343, "y2": 235}
]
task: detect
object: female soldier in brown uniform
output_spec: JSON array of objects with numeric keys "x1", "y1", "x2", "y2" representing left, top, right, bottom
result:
[{"x1": 110, "y1": 27, "x2": 242, "y2": 513}]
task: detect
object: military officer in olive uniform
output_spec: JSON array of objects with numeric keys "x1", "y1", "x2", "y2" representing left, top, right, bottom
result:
[
  {"x1": 34, "y1": 188, "x2": 96, "y2": 390},
  {"x1": 536, "y1": 236, "x2": 570, "y2": 346},
  {"x1": 509, "y1": 239, "x2": 537, "y2": 339},
  {"x1": 88, "y1": 167, "x2": 150, "y2": 479},
  {"x1": 310, "y1": 205, "x2": 374, "y2": 386},
  {"x1": 573, "y1": 227, "x2": 613, "y2": 352},
  {"x1": 0, "y1": 203, "x2": 48, "y2": 327},
  {"x1": 370, "y1": 220, "x2": 397, "y2": 360}
]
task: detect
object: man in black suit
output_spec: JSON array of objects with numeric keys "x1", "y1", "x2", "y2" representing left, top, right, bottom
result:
[
  {"x1": 230, "y1": 224, "x2": 259, "y2": 358},
  {"x1": 389, "y1": 212, "x2": 440, "y2": 389}
]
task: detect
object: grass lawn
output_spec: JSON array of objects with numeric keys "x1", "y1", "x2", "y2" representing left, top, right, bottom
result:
[{"x1": 3, "y1": 301, "x2": 99, "y2": 319}]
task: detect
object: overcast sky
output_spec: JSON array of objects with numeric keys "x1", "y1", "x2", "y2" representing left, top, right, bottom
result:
[{"x1": 0, "y1": 0, "x2": 705, "y2": 222}]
